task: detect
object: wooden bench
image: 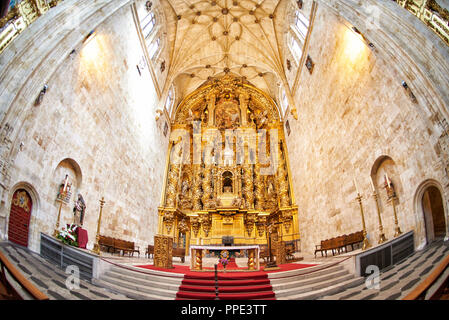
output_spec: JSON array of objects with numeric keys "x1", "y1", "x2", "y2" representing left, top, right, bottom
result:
[
  {"x1": 98, "y1": 235, "x2": 140, "y2": 257},
  {"x1": 173, "y1": 247, "x2": 186, "y2": 263},
  {"x1": 315, "y1": 231, "x2": 364, "y2": 257},
  {"x1": 113, "y1": 239, "x2": 140, "y2": 257},
  {"x1": 145, "y1": 245, "x2": 154, "y2": 259},
  {"x1": 98, "y1": 235, "x2": 114, "y2": 253}
]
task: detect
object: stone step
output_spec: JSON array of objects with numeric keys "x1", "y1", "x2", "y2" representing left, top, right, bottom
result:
[
  {"x1": 272, "y1": 268, "x2": 350, "y2": 292},
  {"x1": 98, "y1": 273, "x2": 178, "y2": 299},
  {"x1": 277, "y1": 276, "x2": 366, "y2": 300},
  {"x1": 274, "y1": 271, "x2": 356, "y2": 298},
  {"x1": 269, "y1": 265, "x2": 345, "y2": 285},
  {"x1": 93, "y1": 278, "x2": 173, "y2": 300},
  {"x1": 108, "y1": 265, "x2": 183, "y2": 285},
  {"x1": 104, "y1": 269, "x2": 181, "y2": 292},
  {"x1": 268, "y1": 263, "x2": 343, "y2": 280}
]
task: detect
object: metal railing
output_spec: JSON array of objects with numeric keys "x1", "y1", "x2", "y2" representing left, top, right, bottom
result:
[{"x1": 0, "y1": 250, "x2": 49, "y2": 300}]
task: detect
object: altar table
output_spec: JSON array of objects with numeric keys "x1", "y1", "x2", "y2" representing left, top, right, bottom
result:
[{"x1": 190, "y1": 245, "x2": 260, "y2": 271}]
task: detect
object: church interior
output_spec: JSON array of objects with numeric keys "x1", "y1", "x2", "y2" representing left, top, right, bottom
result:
[{"x1": 0, "y1": 0, "x2": 449, "y2": 302}]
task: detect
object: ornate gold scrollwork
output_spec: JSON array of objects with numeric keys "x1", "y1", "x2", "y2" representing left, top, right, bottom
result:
[
  {"x1": 244, "y1": 212, "x2": 257, "y2": 237},
  {"x1": 199, "y1": 213, "x2": 212, "y2": 237},
  {"x1": 189, "y1": 216, "x2": 201, "y2": 237}
]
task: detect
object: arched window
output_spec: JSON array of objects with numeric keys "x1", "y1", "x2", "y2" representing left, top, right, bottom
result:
[
  {"x1": 289, "y1": 34, "x2": 302, "y2": 60},
  {"x1": 281, "y1": 89, "x2": 289, "y2": 114},
  {"x1": 165, "y1": 86, "x2": 175, "y2": 113},
  {"x1": 294, "y1": 10, "x2": 309, "y2": 40},
  {"x1": 148, "y1": 37, "x2": 160, "y2": 59},
  {"x1": 288, "y1": 10, "x2": 310, "y2": 62},
  {"x1": 142, "y1": 12, "x2": 156, "y2": 39}
]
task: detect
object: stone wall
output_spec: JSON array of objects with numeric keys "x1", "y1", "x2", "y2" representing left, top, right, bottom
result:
[
  {"x1": 0, "y1": 1, "x2": 168, "y2": 253},
  {"x1": 285, "y1": 2, "x2": 449, "y2": 254}
]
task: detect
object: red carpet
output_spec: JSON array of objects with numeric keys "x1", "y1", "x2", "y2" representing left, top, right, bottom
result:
[{"x1": 135, "y1": 262, "x2": 316, "y2": 300}]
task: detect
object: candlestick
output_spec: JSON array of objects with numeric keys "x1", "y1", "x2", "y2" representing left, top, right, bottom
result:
[
  {"x1": 356, "y1": 193, "x2": 371, "y2": 251},
  {"x1": 370, "y1": 176, "x2": 376, "y2": 193},
  {"x1": 385, "y1": 173, "x2": 391, "y2": 188},
  {"x1": 93, "y1": 197, "x2": 106, "y2": 255},
  {"x1": 353, "y1": 178, "x2": 360, "y2": 195},
  {"x1": 390, "y1": 194, "x2": 403, "y2": 237},
  {"x1": 372, "y1": 190, "x2": 387, "y2": 244},
  {"x1": 63, "y1": 174, "x2": 68, "y2": 192}
]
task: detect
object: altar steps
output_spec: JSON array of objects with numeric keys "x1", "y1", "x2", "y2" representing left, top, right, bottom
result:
[
  {"x1": 270, "y1": 264, "x2": 365, "y2": 300},
  {"x1": 93, "y1": 265, "x2": 182, "y2": 300},
  {"x1": 176, "y1": 272, "x2": 276, "y2": 300}
]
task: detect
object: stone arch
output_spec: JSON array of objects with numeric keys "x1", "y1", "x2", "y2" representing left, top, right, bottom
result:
[
  {"x1": 6, "y1": 182, "x2": 41, "y2": 247},
  {"x1": 414, "y1": 179, "x2": 449, "y2": 246},
  {"x1": 52, "y1": 158, "x2": 83, "y2": 228}
]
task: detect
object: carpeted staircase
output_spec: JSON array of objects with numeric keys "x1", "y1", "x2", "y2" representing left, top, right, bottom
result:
[{"x1": 176, "y1": 271, "x2": 276, "y2": 300}]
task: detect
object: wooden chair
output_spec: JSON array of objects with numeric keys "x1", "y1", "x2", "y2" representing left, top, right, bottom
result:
[
  {"x1": 145, "y1": 245, "x2": 154, "y2": 259},
  {"x1": 172, "y1": 247, "x2": 185, "y2": 263}
]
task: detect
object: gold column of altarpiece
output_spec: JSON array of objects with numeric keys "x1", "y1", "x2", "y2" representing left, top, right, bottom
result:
[{"x1": 157, "y1": 76, "x2": 299, "y2": 253}]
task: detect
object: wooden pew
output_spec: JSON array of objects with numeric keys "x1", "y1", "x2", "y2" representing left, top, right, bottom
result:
[
  {"x1": 315, "y1": 231, "x2": 364, "y2": 258},
  {"x1": 172, "y1": 247, "x2": 185, "y2": 263},
  {"x1": 98, "y1": 235, "x2": 114, "y2": 253}
]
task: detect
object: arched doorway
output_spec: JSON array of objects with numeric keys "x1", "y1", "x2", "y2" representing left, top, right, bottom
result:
[
  {"x1": 422, "y1": 186, "x2": 447, "y2": 242},
  {"x1": 8, "y1": 189, "x2": 33, "y2": 247}
]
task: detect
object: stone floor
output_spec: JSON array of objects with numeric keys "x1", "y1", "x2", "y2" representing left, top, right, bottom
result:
[
  {"x1": 319, "y1": 238, "x2": 449, "y2": 300},
  {"x1": 1, "y1": 239, "x2": 448, "y2": 300},
  {"x1": 0, "y1": 241, "x2": 130, "y2": 300}
]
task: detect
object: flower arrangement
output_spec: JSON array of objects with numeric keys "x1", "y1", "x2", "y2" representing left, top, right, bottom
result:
[
  {"x1": 57, "y1": 224, "x2": 79, "y2": 247},
  {"x1": 219, "y1": 250, "x2": 229, "y2": 269}
]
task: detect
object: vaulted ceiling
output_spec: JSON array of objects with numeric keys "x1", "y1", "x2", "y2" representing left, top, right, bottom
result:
[{"x1": 160, "y1": 0, "x2": 292, "y2": 102}]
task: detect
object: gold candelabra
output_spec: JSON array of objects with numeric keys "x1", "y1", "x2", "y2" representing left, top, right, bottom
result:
[
  {"x1": 372, "y1": 191, "x2": 387, "y2": 244},
  {"x1": 93, "y1": 197, "x2": 105, "y2": 256},
  {"x1": 390, "y1": 193, "x2": 403, "y2": 237},
  {"x1": 356, "y1": 193, "x2": 371, "y2": 250},
  {"x1": 385, "y1": 177, "x2": 402, "y2": 238},
  {"x1": 53, "y1": 190, "x2": 67, "y2": 238}
]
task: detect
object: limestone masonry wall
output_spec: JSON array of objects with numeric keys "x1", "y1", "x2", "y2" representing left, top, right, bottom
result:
[
  {"x1": 285, "y1": 2, "x2": 449, "y2": 254},
  {"x1": 0, "y1": 1, "x2": 168, "y2": 252}
]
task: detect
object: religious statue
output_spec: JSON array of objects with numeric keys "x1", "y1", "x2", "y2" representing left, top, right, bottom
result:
[
  {"x1": 231, "y1": 197, "x2": 242, "y2": 208},
  {"x1": 73, "y1": 194, "x2": 86, "y2": 226},
  {"x1": 255, "y1": 110, "x2": 268, "y2": 128}
]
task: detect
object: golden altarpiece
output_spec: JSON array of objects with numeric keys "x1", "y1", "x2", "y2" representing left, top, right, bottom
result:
[{"x1": 157, "y1": 76, "x2": 299, "y2": 254}]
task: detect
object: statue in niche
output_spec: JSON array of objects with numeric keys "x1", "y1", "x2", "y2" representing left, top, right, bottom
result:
[
  {"x1": 73, "y1": 194, "x2": 86, "y2": 226},
  {"x1": 231, "y1": 197, "x2": 243, "y2": 208},
  {"x1": 179, "y1": 179, "x2": 193, "y2": 210}
]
